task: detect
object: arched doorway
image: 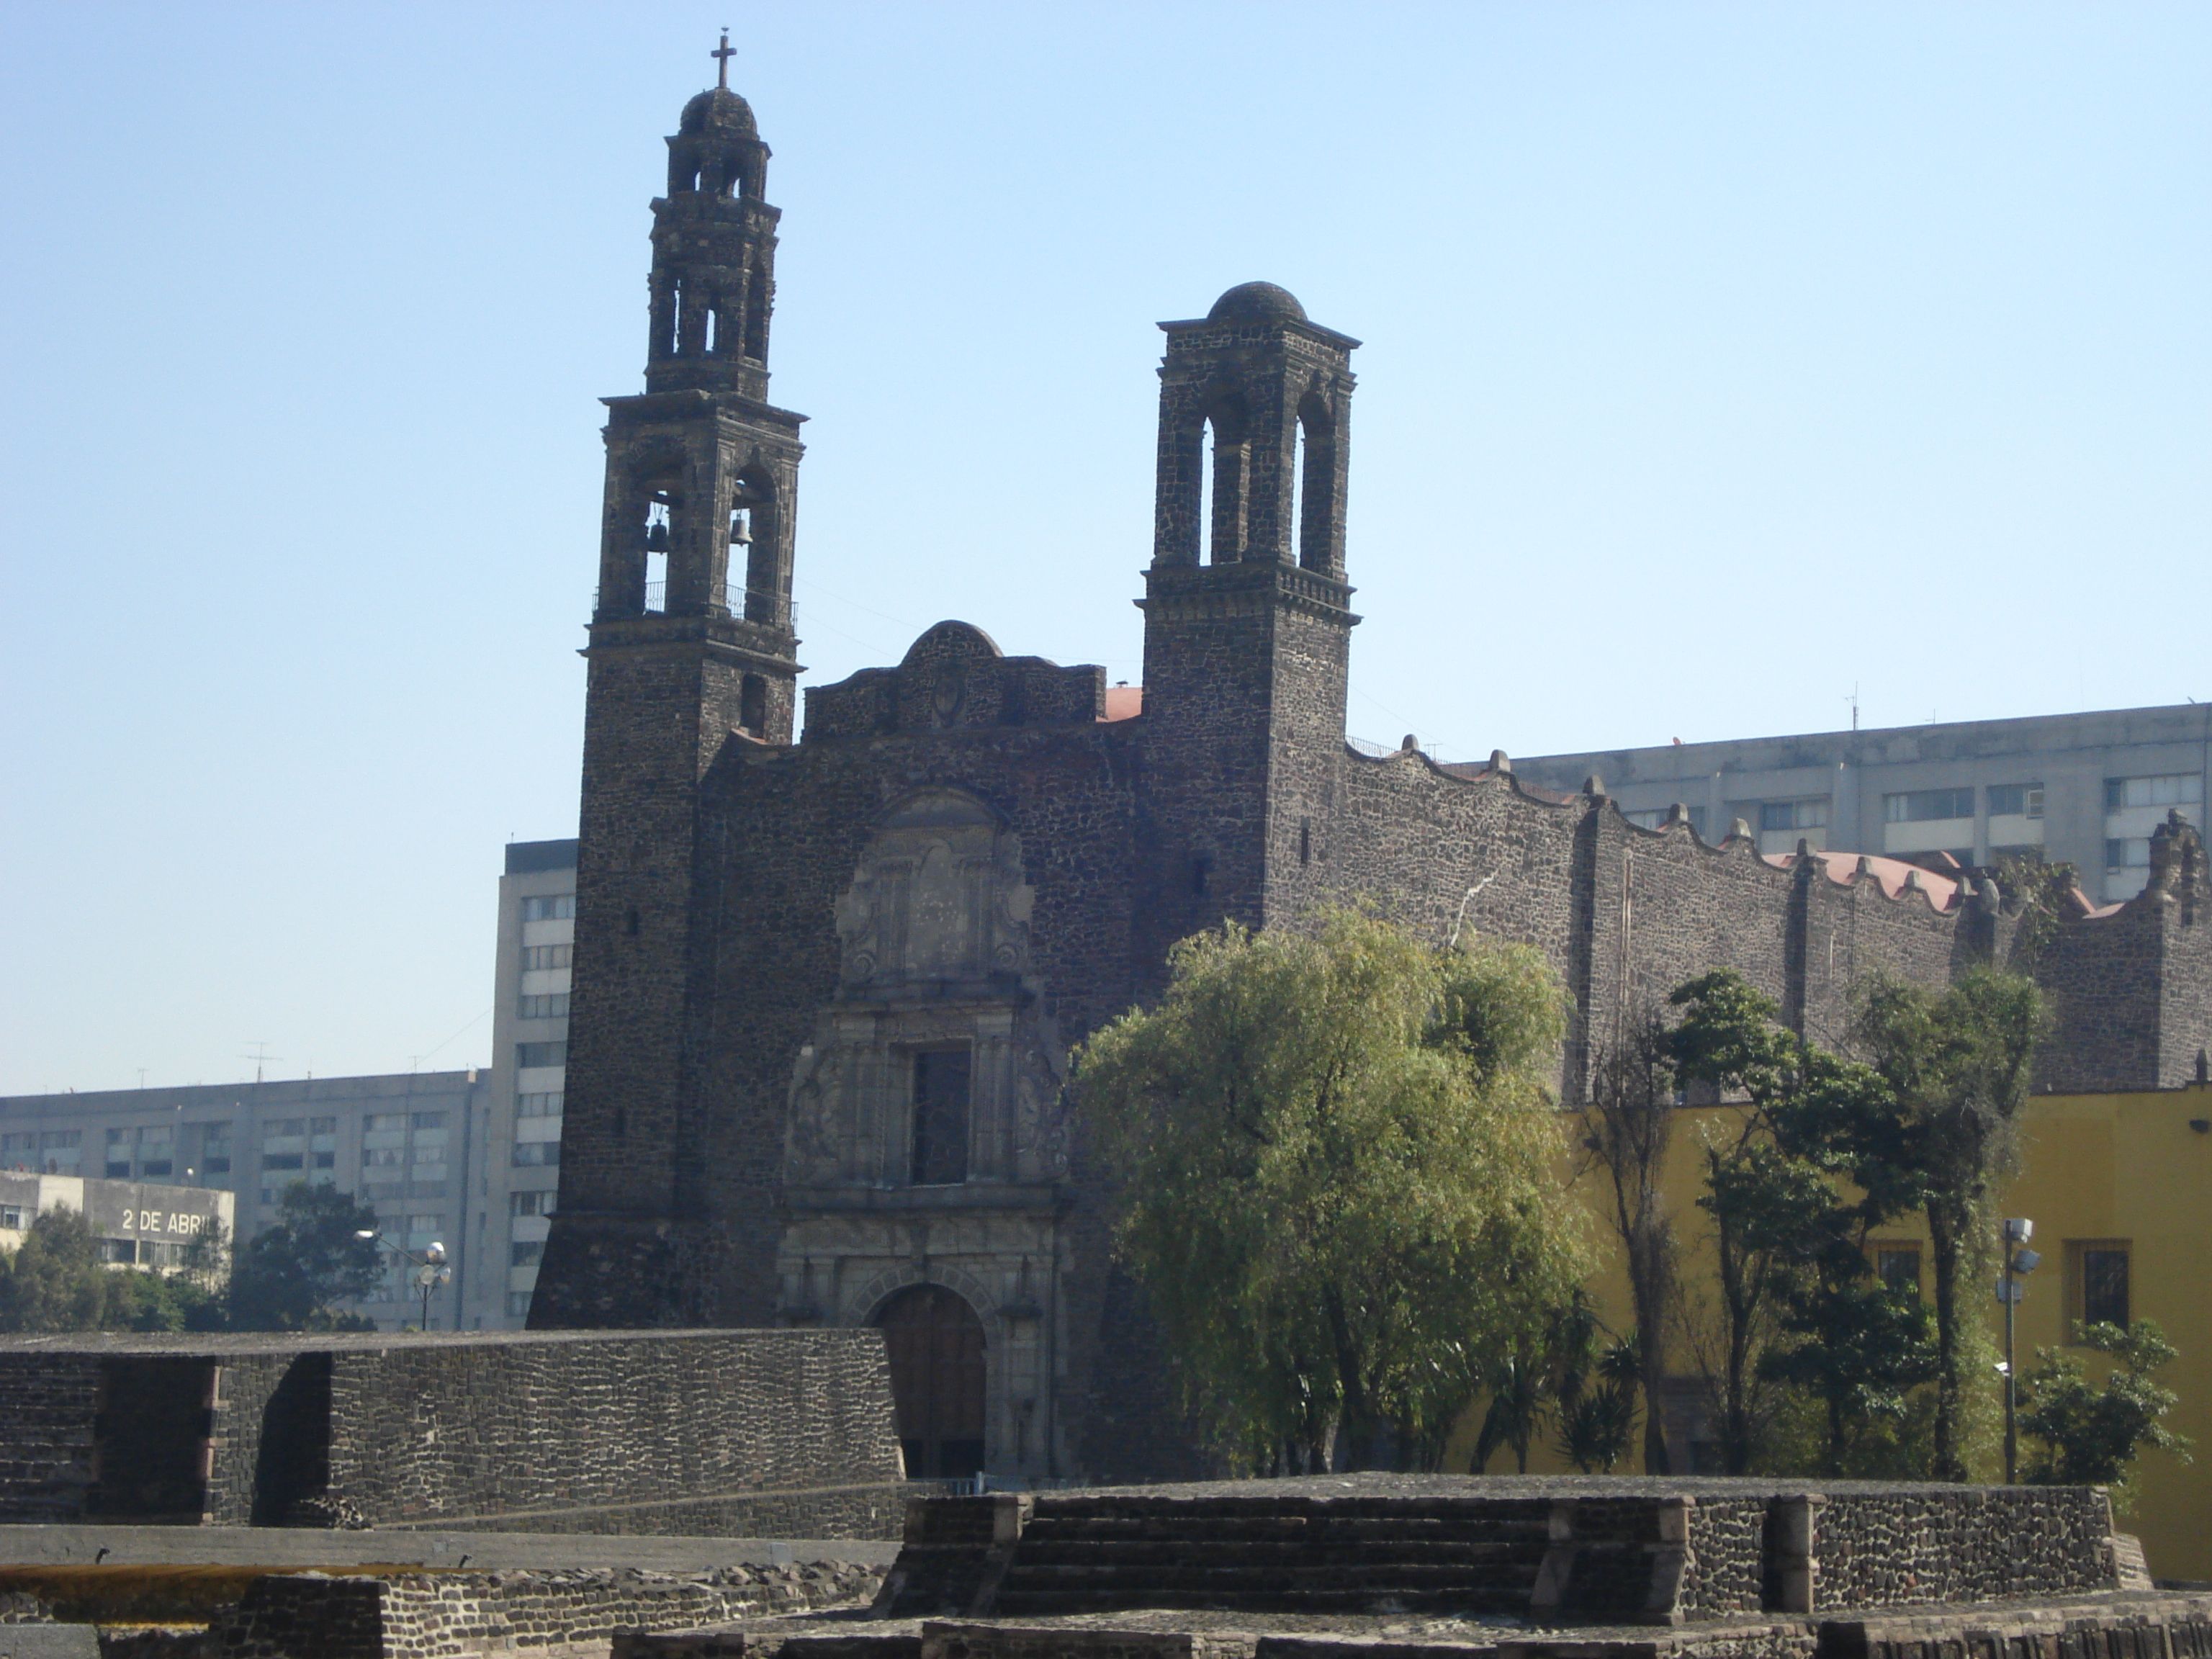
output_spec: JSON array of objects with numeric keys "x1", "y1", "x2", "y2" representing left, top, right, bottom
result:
[{"x1": 873, "y1": 1285, "x2": 986, "y2": 1480}]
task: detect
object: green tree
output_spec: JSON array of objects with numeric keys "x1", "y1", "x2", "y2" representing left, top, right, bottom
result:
[
  {"x1": 1668, "y1": 972, "x2": 1804, "y2": 1473},
  {"x1": 1757, "y1": 1210, "x2": 1938, "y2": 1476},
  {"x1": 1851, "y1": 971, "x2": 2042, "y2": 1481},
  {"x1": 227, "y1": 1183, "x2": 382, "y2": 1331},
  {"x1": 2020, "y1": 1321, "x2": 2192, "y2": 1503},
  {"x1": 0, "y1": 1207, "x2": 223, "y2": 1332},
  {"x1": 1547, "y1": 1295, "x2": 1640, "y2": 1474},
  {"x1": 1575, "y1": 1013, "x2": 1679, "y2": 1473},
  {"x1": 1077, "y1": 910, "x2": 1586, "y2": 1472}
]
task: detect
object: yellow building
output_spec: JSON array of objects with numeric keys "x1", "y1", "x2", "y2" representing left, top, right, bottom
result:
[{"x1": 1519, "y1": 1080, "x2": 2212, "y2": 1581}]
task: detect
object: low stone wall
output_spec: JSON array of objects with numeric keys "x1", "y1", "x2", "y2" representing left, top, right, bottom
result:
[
  {"x1": 205, "y1": 1561, "x2": 877, "y2": 1658},
  {"x1": 878, "y1": 1478, "x2": 2123, "y2": 1627},
  {"x1": 0, "y1": 1330, "x2": 907, "y2": 1538},
  {"x1": 1812, "y1": 1488, "x2": 2116, "y2": 1610}
]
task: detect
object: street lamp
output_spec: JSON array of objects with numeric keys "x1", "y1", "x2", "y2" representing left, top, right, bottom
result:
[
  {"x1": 1996, "y1": 1217, "x2": 2042, "y2": 1484},
  {"x1": 356, "y1": 1230, "x2": 453, "y2": 1332}
]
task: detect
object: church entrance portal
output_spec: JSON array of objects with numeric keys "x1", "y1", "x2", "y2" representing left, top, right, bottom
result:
[{"x1": 874, "y1": 1285, "x2": 986, "y2": 1480}]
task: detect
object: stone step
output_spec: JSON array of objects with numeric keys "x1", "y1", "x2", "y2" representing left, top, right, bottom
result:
[
  {"x1": 1010, "y1": 1539, "x2": 1545, "y2": 1565},
  {"x1": 993, "y1": 1586, "x2": 1523, "y2": 1615},
  {"x1": 997, "y1": 1562, "x2": 1541, "y2": 1593}
]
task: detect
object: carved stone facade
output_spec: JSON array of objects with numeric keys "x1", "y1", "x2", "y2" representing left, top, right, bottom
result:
[{"x1": 534, "y1": 73, "x2": 2212, "y2": 1481}]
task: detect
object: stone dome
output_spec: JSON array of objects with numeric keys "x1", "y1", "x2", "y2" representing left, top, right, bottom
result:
[
  {"x1": 679, "y1": 86, "x2": 757, "y2": 140},
  {"x1": 1206, "y1": 282, "x2": 1308, "y2": 325}
]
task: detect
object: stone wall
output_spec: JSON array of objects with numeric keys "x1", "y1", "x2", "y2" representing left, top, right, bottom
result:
[
  {"x1": 0, "y1": 1354, "x2": 99, "y2": 1522},
  {"x1": 876, "y1": 1478, "x2": 2123, "y2": 1627},
  {"x1": 1812, "y1": 1486, "x2": 2116, "y2": 1611},
  {"x1": 0, "y1": 1329, "x2": 905, "y2": 1537},
  {"x1": 202, "y1": 1560, "x2": 876, "y2": 1659}
]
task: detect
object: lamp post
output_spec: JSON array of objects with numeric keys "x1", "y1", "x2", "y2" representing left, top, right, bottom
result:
[
  {"x1": 356, "y1": 1230, "x2": 451, "y2": 1332},
  {"x1": 1997, "y1": 1217, "x2": 2042, "y2": 1484}
]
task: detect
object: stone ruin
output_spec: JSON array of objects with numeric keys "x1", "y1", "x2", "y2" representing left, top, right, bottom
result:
[{"x1": 1, "y1": 1472, "x2": 2206, "y2": 1658}]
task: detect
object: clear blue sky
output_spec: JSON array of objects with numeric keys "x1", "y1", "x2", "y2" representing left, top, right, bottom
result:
[{"x1": 2, "y1": 4, "x2": 2207, "y2": 1094}]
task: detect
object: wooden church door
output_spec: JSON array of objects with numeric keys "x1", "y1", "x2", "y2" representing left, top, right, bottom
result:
[{"x1": 874, "y1": 1284, "x2": 986, "y2": 1479}]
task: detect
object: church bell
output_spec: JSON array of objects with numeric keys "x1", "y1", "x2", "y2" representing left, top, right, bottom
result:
[
  {"x1": 729, "y1": 513, "x2": 752, "y2": 546},
  {"x1": 644, "y1": 518, "x2": 671, "y2": 553}
]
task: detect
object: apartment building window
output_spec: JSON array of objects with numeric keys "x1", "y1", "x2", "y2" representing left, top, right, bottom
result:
[
  {"x1": 511, "y1": 1241, "x2": 544, "y2": 1268},
  {"x1": 106, "y1": 1128, "x2": 133, "y2": 1178},
  {"x1": 1987, "y1": 783, "x2": 2044, "y2": 819},
  {"x1": 1874, "y1": 1244, "x2": 1923, "y2": 1297},
  {"x1": 139, "y1": 1125, "x2": 173, "y2": 1179},
  {"x1": 507, "y1": 1291, "x2": 534, "y2": 1318},
  {"x1": 510, "y1": 1190, "x2": 557, "y2": 1218},
  {"x1": 2106, "y1": 839, "x2": 2151, "y2": 875},
  {"x1": 1758, "y1": 800, "x2": 1827, "y2": 832},
  {"x1": 199, "y1": 1123, "x2": 232, "y2": 1177},
  {"x1": 512, "y1": 1141, "x2": 560, "y2": 1168},
  {"x1": 517, "y1": 993, "x2": 572, "y2": 1020},
  {"x1": 516, "y1": 1042, "x2": 567, "y2": 1070},
  {"x1": 1624, "y1": 804, "x2": 1707, "y2": 835},
  {"x1": 2105, "y1": 774, "x2": 2203, "y2": 812},
  {"x1": 39, "y1": 1130, "x2": 81, "y2": 1175},
  {"x1": 261, "y1": 1120, "x2": 306, "y2": 1173},
  {"x1": 517, "y1": 1092, "x2": 564, "y2": 1118},
  {"x1": 2067, "y1": 1241, "x2": 2131, "y2": 1332},
  {"x1": 0, "y1": 1206, "x2": 23, "y2": 1230},
  {"x1": 521, "y1": 895, "x2": 576, "y2": 922},
  {"x1": 1884, "y1": 787, "x2": 1974, "y2": 823},
  {"x1": 0, "y1": 1134, "x2": 35, "y2": 1172},
  {"x1": 519, "y1": 944, "x2": 572, "y2": 971}
]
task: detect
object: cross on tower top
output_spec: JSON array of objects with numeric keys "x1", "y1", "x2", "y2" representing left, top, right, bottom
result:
[{"x1": 712, "y1": 30, "x2": 735, "y2": 89}]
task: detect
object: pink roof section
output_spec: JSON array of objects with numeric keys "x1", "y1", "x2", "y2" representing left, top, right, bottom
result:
[
  {"x1": 1102, "y1": 685, "x2": 1143, "y2": 721},
  {"x1": 1766, "y1": 848, "x2": 1960, "y2": 907}
]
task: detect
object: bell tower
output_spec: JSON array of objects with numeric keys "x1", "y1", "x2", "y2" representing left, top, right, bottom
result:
[
  {"x1": 1137, "y1": 282, "x2": 1360, "y2": 955},
  {"x1": 539, "y1": 39, "x2": 807, "y2": 1326}
]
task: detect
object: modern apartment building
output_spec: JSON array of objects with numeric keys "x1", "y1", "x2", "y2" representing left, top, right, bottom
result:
[
  {"x1": 1511, "y1": 702, "x2": 2211, "y2": 904},
  {"x1": 464, "y1": 837, "x2": 575, "y2": 1328},
  {"x1": 0, "y1": 1071, "x2": 485, "y2": 1326},
  {"x1": 0, "y1": 837, "x2": 577, "y2": 1331}
]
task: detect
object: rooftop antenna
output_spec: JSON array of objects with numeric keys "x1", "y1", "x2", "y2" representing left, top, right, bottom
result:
[
  {"x1": 135, "y1": 1068, "x2": 148, "y2": 1090},
  {"x1": 240, "y1": 1042, "x2": 280, "y2": 1084},
  {"x1": 1845, "y1": 684, "x2": 1859, "y2": 732},
  {"x1": 712, "y1": 27, "x2": 735, "y2": 89}
]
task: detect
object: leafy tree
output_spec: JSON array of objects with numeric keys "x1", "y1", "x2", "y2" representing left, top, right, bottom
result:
[
  {"x1": 227, "y1": 1183, "x2": 382, "y2": 1331},
  {"x1": 1758, "y1": 1214, "x2": 1938, "y2": 1476},
  {"x1": 1547, "y1": 1295, "x2": 1641, "y2": 1474},
  {"x1": 1668, "y1": 972, "x2": 1804, "y2": 1473},
  {"x1": 1851, "y1": 971, "x2": 2042, "y2": 1480},
  {"x1": 2020, "y1": 1321, "x2": 2192, "y2": 1503},
  {"x1": 1575, "y1": 1013, "x2": 1679, "y2": 1473},
  {"x1": 1992, "y1": 853, "x2": 2082, "y2": 974},
  {"x1": 1078, "y1": 910, "x2": 1586, "y2": 1472},
  {"x1": 0, "y1": 1207, "x2": 223, "y2": 1332}
]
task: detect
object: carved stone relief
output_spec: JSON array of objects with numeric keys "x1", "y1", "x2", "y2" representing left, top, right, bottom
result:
[{"x1": 786, "y1": 788, "x2": 1067, "y2": 1190}]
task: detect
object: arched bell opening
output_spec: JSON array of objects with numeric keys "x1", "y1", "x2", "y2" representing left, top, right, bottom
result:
[
  {"x1": 729, "y1": 468, "x2": 783, "y2": 625},
  {"x1": 1200, "y1": 395, "x2": 1249, "y2": 565},
  {"x1": 872, "y1": 1284, "x2": 986, "y2": 1480},
  {"x1": 1295, "y1": 393, "x2": 1336, "y2": 574},
  {"x1": 642, "y1": 492, "x2": 674, "y2": 613}
]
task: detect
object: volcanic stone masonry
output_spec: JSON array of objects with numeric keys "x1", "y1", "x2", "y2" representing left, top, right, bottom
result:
[
  {"x1": 0, "y1": 1328, "x2": 905, "y2": 1537},
  {"x1": 531, "y1": 71, "x2": 2212, "y2": 1482}
]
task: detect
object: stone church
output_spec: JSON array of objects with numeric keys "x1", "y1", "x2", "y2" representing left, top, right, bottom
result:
[{"x1": 534, "y1": 68, "x2": 2212, "y2": 1482}]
